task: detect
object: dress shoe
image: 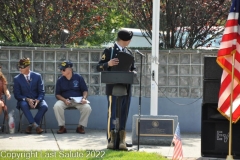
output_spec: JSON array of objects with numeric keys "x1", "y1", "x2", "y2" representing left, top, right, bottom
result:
[
  {"x1": 25, "y1": 126, "x2": 32, "y2": 134},
  {"x1": 36, "y1": 127, "x2": 43, "y2": 134},
  {"x1": 76, "y1": 126, "x2": 85, "y2": 134},
  {"x1": 57, "y1": 126, "x2": 67, "y2": 134}
]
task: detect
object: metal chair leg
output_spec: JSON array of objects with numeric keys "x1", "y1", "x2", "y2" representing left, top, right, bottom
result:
[
  {"x1": 39, "y1": 114, "x2": 47, "y2": 133},
  {"x1": 18, "y1": 110, "x2": 23, "y2": 133},
  {"x1": 44, "y1": 114, "x2": 47, "y2": 133},
  {"x1": 2, "y1": 110, "x2": 9, "y2": 134},
  {"x1": 2, "y1": 111, "x2": 5, "y2": 133}
]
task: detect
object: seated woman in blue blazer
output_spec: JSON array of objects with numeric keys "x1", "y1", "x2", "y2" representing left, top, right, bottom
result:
[{"x1": 13, "y1": 57, "x2": 48, "y2": 134}]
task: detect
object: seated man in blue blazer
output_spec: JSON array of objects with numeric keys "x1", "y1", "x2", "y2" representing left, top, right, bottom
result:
[{"x1": 13, "y1": 57, "x2": 48, "y2": 134}]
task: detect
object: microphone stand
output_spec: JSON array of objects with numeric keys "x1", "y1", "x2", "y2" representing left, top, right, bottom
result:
[{"x1": 137, "y1": 53, "x2": 144, "y2": 151}]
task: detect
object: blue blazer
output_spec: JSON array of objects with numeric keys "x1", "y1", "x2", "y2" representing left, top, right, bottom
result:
[{"x1": 13, "y1": 71, "x2": 45, "y2": 102}]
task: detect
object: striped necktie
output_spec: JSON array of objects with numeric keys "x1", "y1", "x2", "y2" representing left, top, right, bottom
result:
[{"x1": 26, "y1": 76, "x2": 30, "y2": 83}]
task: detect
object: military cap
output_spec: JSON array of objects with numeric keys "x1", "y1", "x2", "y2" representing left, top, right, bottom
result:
[{"x1": 117, "y1": 29, "x2": 133, "y2": 41}]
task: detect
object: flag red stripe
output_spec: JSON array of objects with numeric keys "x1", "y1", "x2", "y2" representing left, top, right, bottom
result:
[
  {"x1": 233, "y1": 104, "x2": 240, "y2": 121},
  {"x1": 218, "y1": 47, "x2": 236, "y2": 57},
  {"x1": 219, "y1": 85, "x2": 239, "y2": 113},
  {"x1": 220, "y1": 32, "x2": 237, "y2": 42},
  {"x1": 218, "y1": 58, "x2": 240, "y2": 78},
  {"x1": 219, "y1": 73, "x2": 231, "y2": 94},
  {"x1": 225, "y1": 18, "x2": 238, "y2": 27}
]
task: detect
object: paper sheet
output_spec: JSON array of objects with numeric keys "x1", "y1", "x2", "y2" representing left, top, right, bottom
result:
[{"x1": 70, "y1": 97, "x2": 90, "y2": 104}]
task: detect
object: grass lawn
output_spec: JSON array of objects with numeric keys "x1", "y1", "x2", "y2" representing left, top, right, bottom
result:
[{"x1": 0, "y1": 150, "x2": 167, "y2": 160}]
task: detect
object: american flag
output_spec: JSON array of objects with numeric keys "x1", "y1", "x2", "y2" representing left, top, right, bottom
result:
[
  {"x1": 172, "y1": 123, "x2": 183, "y2": 160},
  {"x1": 217, "y1": 0, "x2": 240, "y2": 123}
]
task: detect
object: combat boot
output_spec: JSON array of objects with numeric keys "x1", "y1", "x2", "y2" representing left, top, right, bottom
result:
[
  {"x1": 119, "y1": 130, "x2": 128, "y2": 151},
  {"x1": 107, "y1": 130, "x2": 115, "y2": 149}
]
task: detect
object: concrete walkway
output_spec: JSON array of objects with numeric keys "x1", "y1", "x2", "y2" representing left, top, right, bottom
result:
[{"x1": 0, "y1": 129, "x2": 233, "y2": 159}]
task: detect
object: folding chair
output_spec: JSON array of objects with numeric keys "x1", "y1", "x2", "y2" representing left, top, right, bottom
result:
[
  {"x1": 64, "y1": 107, "x2": 78, "y2": 127},
  {"x1": 18, "y1": 108, "x2": 47, "y2": 133}
]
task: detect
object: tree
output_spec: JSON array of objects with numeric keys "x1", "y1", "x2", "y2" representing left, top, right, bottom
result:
[
  {"x1": 0, "y1": 0, "x2": 105, "y2": 44},
  {"x1": 83, "y1": 0, "x2": 132, "y2": 46},
  {"x1": 116, "y1": 0, "x2": 231, "y2": 49}
]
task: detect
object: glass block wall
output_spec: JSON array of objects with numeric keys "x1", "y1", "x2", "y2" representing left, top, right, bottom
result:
[{"x1": 0, "y1": 47, "x2": 217, "y2": 98}]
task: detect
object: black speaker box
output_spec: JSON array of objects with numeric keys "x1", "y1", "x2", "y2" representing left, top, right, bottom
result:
[
  {"x1": 201, "y1": 120, "x2": 240, "y2": 158},
  {"x1": 203, "y1": 79, "x2": 221, "y2": 104},
  {"x1": 201, "y1": 103, "x2": 225, "y2": 121},
  {"x1": 204, "y1": 56, "x2": 222, "y2": 80}
]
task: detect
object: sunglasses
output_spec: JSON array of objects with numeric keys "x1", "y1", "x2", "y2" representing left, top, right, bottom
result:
[
  {"x1": 18, "y1": 66, "x2": 27, "y2": 69},
  {"x1": 60, "y1": 69, "x2": 66, "y2": 72}
]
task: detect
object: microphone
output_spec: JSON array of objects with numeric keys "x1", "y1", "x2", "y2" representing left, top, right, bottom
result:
[{"x1": 135, "y1": 50, "x2": 145, "y2": 57}]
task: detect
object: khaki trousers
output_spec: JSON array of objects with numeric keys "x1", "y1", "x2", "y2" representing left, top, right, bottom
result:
[{"x1": 53, "y1": 100, "x2": 92, "y2": 127}]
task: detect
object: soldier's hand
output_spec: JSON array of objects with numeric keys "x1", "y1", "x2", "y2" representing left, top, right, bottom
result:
[{"x1": 108, "y1": 58, "x2": 119, "y2": 66}]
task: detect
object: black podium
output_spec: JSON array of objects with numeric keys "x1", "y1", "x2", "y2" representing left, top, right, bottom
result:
[
  {"x1": 101, "y1": 72, "x2": 139, "y2": 84},
  {"x1": 101, "y1": 71, "x2": 139, "y2": 150}
]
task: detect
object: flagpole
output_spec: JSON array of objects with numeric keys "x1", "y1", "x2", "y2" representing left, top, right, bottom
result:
[{"x1": 226, "y1": 53, "x2": 235, "y2": 160}]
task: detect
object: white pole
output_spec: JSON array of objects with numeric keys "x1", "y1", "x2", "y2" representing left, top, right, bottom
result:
[{"x1": 150, "y1": 0, "x2": 160, "y2": 115}]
